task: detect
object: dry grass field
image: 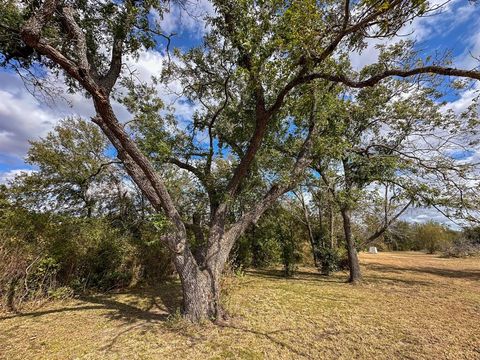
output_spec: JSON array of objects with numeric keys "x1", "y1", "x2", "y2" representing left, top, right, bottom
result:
[{"x1": 1, "y1": 252, "x2": 479, "y2": 359}]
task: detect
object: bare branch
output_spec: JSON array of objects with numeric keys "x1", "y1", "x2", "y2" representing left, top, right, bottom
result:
[{"x1": 362, "y1": 199, "x2": 413, "y2": 246}]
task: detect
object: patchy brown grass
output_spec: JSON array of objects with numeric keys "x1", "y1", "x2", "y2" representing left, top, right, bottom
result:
[{"x1": 1, "y1": 252, "x2": 479, "y2": 359}]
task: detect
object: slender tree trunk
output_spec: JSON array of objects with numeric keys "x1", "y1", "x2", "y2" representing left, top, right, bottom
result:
[
  {"x1": 329, "y1": 201, "x2": 335, "y2": 249},
  {"x1": 251, "y1": 225, "x2": 261, "y2": 268},
  {"x1": 317, "y1": 204, "x2": 324, "y2": 248},
  {"x1": 300, "y1": 193, "x2": 318, "y2": 267},
  {"x1": 6, "y1": 276, "x2": 19, "y2": 312},
  {"x1": 340, "y1": 207, "x2": 361, "y2": 284}
]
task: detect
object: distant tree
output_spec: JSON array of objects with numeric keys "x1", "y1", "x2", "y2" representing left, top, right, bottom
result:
[
  {"x1": 415, "y1": 221, "x2": 456, "y2": 254},
  {"x1": 383, "y1": 221, "x2": 418, "y2": 251},
  {"x1": 443, "y1": 225, "x2": 480, "y2": 257},
  {"x1": 8, "y1": 118, "x2": 124, "y2": 217},
  {"x1": 312, "y1": 81, "x2": 478, "y2": 283},
  {"x1": 463, "y1": 226, "x2": 480, "y2": 246}
]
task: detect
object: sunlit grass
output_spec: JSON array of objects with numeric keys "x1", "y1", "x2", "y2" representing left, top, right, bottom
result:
[{"x1": 1, "y1": 252, "x2": 479, "y2": 359}]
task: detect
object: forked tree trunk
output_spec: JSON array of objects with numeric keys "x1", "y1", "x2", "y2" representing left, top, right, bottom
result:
[
  {"x1": 174, "y1": 252, "x2": 221, "y2": 322},
  {"x1": 340, "y1": 208, "x2": 362, "y2": 284},
  {"x1": 173, "y1": 228, "x2": 235, "y2": 322}
]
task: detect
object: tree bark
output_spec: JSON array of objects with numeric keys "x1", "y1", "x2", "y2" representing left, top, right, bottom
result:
[
  {"x1": 299, "y1": 191, "x2": 318, "y2": 266},
  {"x1": 173, "y1": 247, "x2": 223, "y2": 322},
  {"x1": 6, "y1": 276, "x2": 19, "y2": 312},
  {"x1": 328, "y1": 200, "x2": 335, "y2": 249},
  {"x1": 340, "y1": 207, "x2": 362, "y2": 284}
]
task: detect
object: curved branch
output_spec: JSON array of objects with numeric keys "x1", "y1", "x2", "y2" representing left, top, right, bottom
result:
[{"x1": 304, "y1": 66, "x2": 480, "y2": 88}]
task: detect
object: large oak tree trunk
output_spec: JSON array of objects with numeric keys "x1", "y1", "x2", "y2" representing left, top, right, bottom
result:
[
  {"x1": 340, "y1": 208, "x2": 362, "y2": 284},
  {"x1": 173, "y1": 251, "x2": 222, "y2": 322}
]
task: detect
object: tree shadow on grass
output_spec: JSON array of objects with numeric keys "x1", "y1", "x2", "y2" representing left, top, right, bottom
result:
[
  {"x1": 245, "y1": 269, "x2": 346, "y2": 283},
  {"x1": 0, "y1": 281, "x2": 183, "y2": 323},
  {"x1": 0, "y1": 281, "x2": 188, "y2": 354},
  {"x1": 0, "y1": 305, "x2": 106, "y2": 321},
  {"x1": 219, "y1": 323, "x2": 316, "y2": 360},
  {"x1": 365, "y1": 263, "x2": 480, "y2": 281},
  {"x1": 365, "y1": 275, "x2": 433, "y2": 286}
]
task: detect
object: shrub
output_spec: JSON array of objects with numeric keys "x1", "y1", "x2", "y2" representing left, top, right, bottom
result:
[
  {"x1": 415, "y1": 222, "x2": 456, "y2": 254},
  {"x1": 314, "y1": 246, "x2": 349, "y2": 275},
  {"x1": 443, "y1": 232, "x2": 480, "y2": 258},
  {"x1": 315, "y1": 247, "x2": 339, "y2": 275},
  {"x1": 0, "y1": 206, "x2": 173, "y2": 311}
]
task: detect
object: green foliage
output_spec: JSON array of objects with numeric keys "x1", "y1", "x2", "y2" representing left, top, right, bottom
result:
[
  {"x1": 47, "y1": 286, "x2": 74, "y2": 300},
  {"x1": 279, "y1": 233, "x2": 302, "y2": 277},
  {"x1": 9, "y1": 117, "x2": 116, "y2": 217},
  {"x1": 384, "y1": 221, "x2": 418, "y2": 251},
  {"x1": 382, "y1": 221, "x2": 459, "y2": 253},
  {"x1": 0, "y1": 204, "x2": 173, "y2": 309},
  {"x1": 315, "y1": 246, "x2": 339, "y2": 275},
  {"x1": 232, "y1": 203, "x2": 306, "y2": 276},
  {"x1": 416, "y1": 221, "x2": 456, "y2": 254},
  {"x1": 1, "y1": 0, "x2": 167, "y2": 87},
  {"x1": 0, "y1": 0, "x2": 35, "y2": 67},
  {"x1": 0, "y1": 118, "x2": 174, "y2": 310}
]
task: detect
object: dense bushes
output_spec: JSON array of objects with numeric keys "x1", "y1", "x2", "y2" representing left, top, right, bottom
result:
[
  {"x1": 0, "y1": 118, "x2": 176, "y2": 311},
  {"x1": 443, "y1": 226, "x2": 480, "y2": 258},
  {"x1": 382, "y1": 221, "x2": 459, "y2": 253},
  {"x1": 232, "y1": 201, "x2": 350, "y2": 277},
  {"x1": 315, "y1": 247, "x2": 340, "y2": 275},
  {"x1": 233, "y1": 204, "x2": 305, "y2": 276},
  {"x1": 0, "y1": 200, "x2": 173, "y2": 311}
]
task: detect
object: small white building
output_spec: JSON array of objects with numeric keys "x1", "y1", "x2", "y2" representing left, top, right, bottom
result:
[{"x1": 369, "y1": 246, "x2": 378, "y2": 254}]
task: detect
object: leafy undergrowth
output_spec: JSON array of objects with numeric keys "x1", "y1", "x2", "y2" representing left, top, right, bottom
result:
[{"x1": 1, "y1": 252, "x2": 479, "y2": 359}]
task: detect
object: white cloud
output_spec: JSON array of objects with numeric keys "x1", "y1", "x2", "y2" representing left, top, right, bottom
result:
[
  {"x1": 124, "y1": 49, "x2": 201, "y2": 124},
  {"x1": 158, "y1": 0, "x2": 214, "y2": 37},
  {"x1": 0, "y1": 168, "x2": 35, "y2": 184},
  {"x1": 0, "y1": 50, "x2": 160, "y2": 164},
  {"x1": 401, "y1": 206, "x2": 461, "y2": 229},
  {"x1": 349, "y1": 0, "x2": 479, "y2": 70},
  {"x1": 0, "y1": 73, "x2": 59, "y2": 161},
  {"x1": 445, "y1": 82, "x2": 480, "y2": 115},
  {"x1": 125, "y1": 49, "x2": 164, "y2": 83},
  {"x1": 0, "y1": 71, "x2": 100, "y2": 164}
]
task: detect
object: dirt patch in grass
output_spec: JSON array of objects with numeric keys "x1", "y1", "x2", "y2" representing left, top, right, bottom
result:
[{"x1": 1, "y1": 252, "x2": 479, "y2": 359}]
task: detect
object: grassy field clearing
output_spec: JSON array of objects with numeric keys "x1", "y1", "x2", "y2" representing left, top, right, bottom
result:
[{"x1": 1, "y1": 252, "x2": 479, "y2": 359}]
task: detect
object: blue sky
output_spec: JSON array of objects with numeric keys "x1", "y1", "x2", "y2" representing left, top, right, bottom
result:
[{"x1": 0, "y1": 0, "x2": 479, "y2": 225}]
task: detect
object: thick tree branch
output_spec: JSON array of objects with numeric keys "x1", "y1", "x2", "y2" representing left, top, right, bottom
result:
[
  {"x1": 60, "y1": 6, "x2": 90, "y2": 74},
  {"x1": 218, "y1": 101, "x2": 322, "y2": 261},
  {"x1": 20, "y1": 1, "x2": 189, "y2": 253},
  {"x1": 304, "y1": 66, "x2": 480, "y2": 88},
  {"x1": 100, "y1": 36, "x2": 124, "y2": 92}
]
